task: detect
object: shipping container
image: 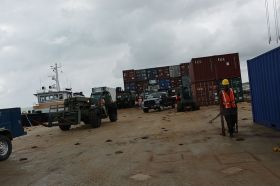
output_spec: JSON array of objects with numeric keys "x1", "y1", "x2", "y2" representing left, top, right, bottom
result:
[
  {"x1": 123, "y1": 70, "x2": 135, "y2": 82},
  {"x1": 214, "y1": 53, "x2": 241, "y2": 80},
  {"x1": 190, "y1": 53, "x2": 241, "y2": 83},
  {"x1": 247, "y1": 47, "x2": 280, "y2": 130},
  {"x1": 157, "y1": 66, "x2": 170, "y2": 79},
  {"x1": 170, "y1": 77, "x2": 182, "y2": 89},
  {"x1": 180, "y1": 63, "x2": 190, "y2": 76},
  {"x1": 181, "y1": 76, "x2": 191, "y2": 87},
  {"x1": 169, "y1": 65, "x2": 181, "y2": 78},
  {"x1": 189, "y1": 56, "x2": 216, "y2": 82},
  {"x1": 0, "y1": 108, "x2": 25, "y2": 138},
  {"x1": 124, "y1": 82, "x2": 136, "y2": 92},
  {"x1": 148, "y1": 85, "x2": 160, "y2": 92},
  {"x1": 159, "y1": 79, "x2": 171, "y2": 90},
  {"x1": 148, "y1": 79, "x2": 158, "y2": 85},
  {"x1": 146, "y1": 68, "x2": 158, "y2": 79},
  {"x1": 135, "y1": 69, "x2": 147, "y2": 81},
  {"x1": 192, "y1": 81, "x2": 219, "y2": 106},
  {"x1": 136, "y1": 81, "x2": 149, "y2": 93}
]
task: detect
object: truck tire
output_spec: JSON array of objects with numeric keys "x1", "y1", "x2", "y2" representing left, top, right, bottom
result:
[
  {"x1": 108, "y1": 104, "x2": 118, "y2": 122},
  {"x1": 89, "y1": 110, "x2": 101, "y2": 128},
  {"x1": 108, "y1": 109, "x2": 117, "y2": 122},
  {"x1": 59, "y1": 125, "x2": 71, "y2": 131},
  {"x1": 0, "y1": 135, "x2": 12, "y2": 161}
]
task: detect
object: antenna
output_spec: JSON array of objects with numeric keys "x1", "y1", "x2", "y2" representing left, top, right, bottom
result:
[{"x1": 50, "y1": 63, "x2": 61, "y2": 91}]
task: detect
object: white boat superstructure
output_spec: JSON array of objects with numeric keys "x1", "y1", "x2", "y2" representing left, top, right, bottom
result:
[{"x1": 33, "y1": 63, "x2": 72, "y2": 113}]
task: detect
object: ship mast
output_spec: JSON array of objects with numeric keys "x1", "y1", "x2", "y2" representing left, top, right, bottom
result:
[{"x1": 51, "y1": 63, "x2": 61, "y2": 91}]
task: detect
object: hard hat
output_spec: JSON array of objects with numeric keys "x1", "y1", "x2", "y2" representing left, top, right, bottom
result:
[{"x1": 222, "y1": 79, "x2": 229, "y2": 86}]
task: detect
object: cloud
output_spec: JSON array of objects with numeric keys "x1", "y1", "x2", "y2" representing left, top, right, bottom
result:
[{"x1": 0, "y1": 0, "x2": 277, "y2": 108}]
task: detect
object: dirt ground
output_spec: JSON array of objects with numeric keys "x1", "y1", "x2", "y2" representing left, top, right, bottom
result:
[{"x1": 1, "y1": 102, "x2": 280, "y2": 186}]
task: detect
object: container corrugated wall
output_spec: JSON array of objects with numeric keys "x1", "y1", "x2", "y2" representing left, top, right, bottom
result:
[
  {"x1": 247, "y1": 47, "x2": 280, "y2": 130},
  {"x1": 0, "y1": 108, "x2": 25, "y2": 138}
]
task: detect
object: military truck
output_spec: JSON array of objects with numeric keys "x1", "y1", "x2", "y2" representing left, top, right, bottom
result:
[
  {"x1": 48, "y1": 87, "x2": 117, "y2": 131},
  {"x1": 177, "y1": 86, "x2": 200, "y2": 112}
]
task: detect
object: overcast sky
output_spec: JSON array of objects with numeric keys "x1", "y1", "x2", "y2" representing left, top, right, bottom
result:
[{"x1": 0, "y1": 0, "x2": 279, "y2": 108}]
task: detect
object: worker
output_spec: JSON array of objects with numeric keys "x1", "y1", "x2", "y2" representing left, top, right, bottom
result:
[{"x1": 220, "y1": 79, "x2": 238, "y2": 137}]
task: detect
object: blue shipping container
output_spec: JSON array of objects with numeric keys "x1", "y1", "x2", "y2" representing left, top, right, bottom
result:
[
  {"x1": 124, "y1": 82, "x2": 136, "y2": 91},
  {"x1": 0, "y1": 108, "x2": 25, "y2": 138},
  {"x1": 247, "y1": 47, "x2": 280, "y2": 130},
  {"x1": 159, "y1": 79, "x2": 171, "y2": 90}
]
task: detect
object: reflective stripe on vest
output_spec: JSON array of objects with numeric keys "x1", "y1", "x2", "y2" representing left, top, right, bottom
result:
[{"x1": 222, "y1": 88, "x2": 236, "y2": 109}]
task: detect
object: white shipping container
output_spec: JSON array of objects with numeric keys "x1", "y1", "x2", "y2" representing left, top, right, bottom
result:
[{"x1": 169, "y1": 65, "x2": 181, "y2": 78}]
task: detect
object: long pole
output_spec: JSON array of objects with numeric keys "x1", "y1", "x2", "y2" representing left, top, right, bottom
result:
[{"x1": 55, "y1": 63, "x2": 60, "y2": 91}]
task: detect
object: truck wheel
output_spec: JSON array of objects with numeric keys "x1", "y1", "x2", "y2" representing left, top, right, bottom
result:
[
  {"x1": 59, "y1": 125, "x2": 71, "y2": 131},
  {"x1": 0, "y1": 135, "x2": 12, "y2": 161},
  {"x1": 89, "y1": 110, "x2": 101, "y2": 128},
  {"x1": 109, "y1": 109, "x2": 117, "y2": 122},
  {"x1": 143, "y1": 108, "x2": 149, "y2": 113},
  {"x1": 108, "y1": 104, "x2": 118, "y2": 122}
]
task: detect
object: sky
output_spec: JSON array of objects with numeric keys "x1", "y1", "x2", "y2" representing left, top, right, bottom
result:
[{"x1": 0, "y1": 0, "x2": 279, "y2": 108}]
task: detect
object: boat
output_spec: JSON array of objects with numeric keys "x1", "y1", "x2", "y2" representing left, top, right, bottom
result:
[{"x1": 21, "y1": 63, "x2": 72, "y2": 126}]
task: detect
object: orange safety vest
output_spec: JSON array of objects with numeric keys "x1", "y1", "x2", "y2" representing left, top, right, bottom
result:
[{"x1": 221, "y1": 88, "x2": 236, "y2": 109}]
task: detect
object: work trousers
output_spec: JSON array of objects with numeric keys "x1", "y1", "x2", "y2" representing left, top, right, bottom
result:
[{"x1": 223, "y1": 108, "x2": 238, "y2": 135}]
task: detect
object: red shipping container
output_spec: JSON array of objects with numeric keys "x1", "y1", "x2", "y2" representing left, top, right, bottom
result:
[
  {"x1": 192, "y1": 80, "x2": 219, "y2": 106},
  {"x1": 157, "y1": 66, "x2": 170, "y2": 79},
  {"x1": 123, "y1": 70, "x2": 135, "y2": 82},
  {"x1": 189, "y1": 57, "x2": 216, "y2": 83},
  {"x1": 136, "y1": 81, "x2": 148, "y2": 93},
  {"x1": 214, "y1": 53, "x2": 241, "y2": 80}
]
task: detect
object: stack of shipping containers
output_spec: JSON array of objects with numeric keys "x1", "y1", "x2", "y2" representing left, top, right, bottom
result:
[
  {"x1": 123, "y1": 70, "x2": 136, "y2": 92},
  {"x1": 189, "y1": 53, "x2": 243, "y2": 106},
  {"x1": 123, "y1": 52, "x2": 243, "y2": 106}
]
